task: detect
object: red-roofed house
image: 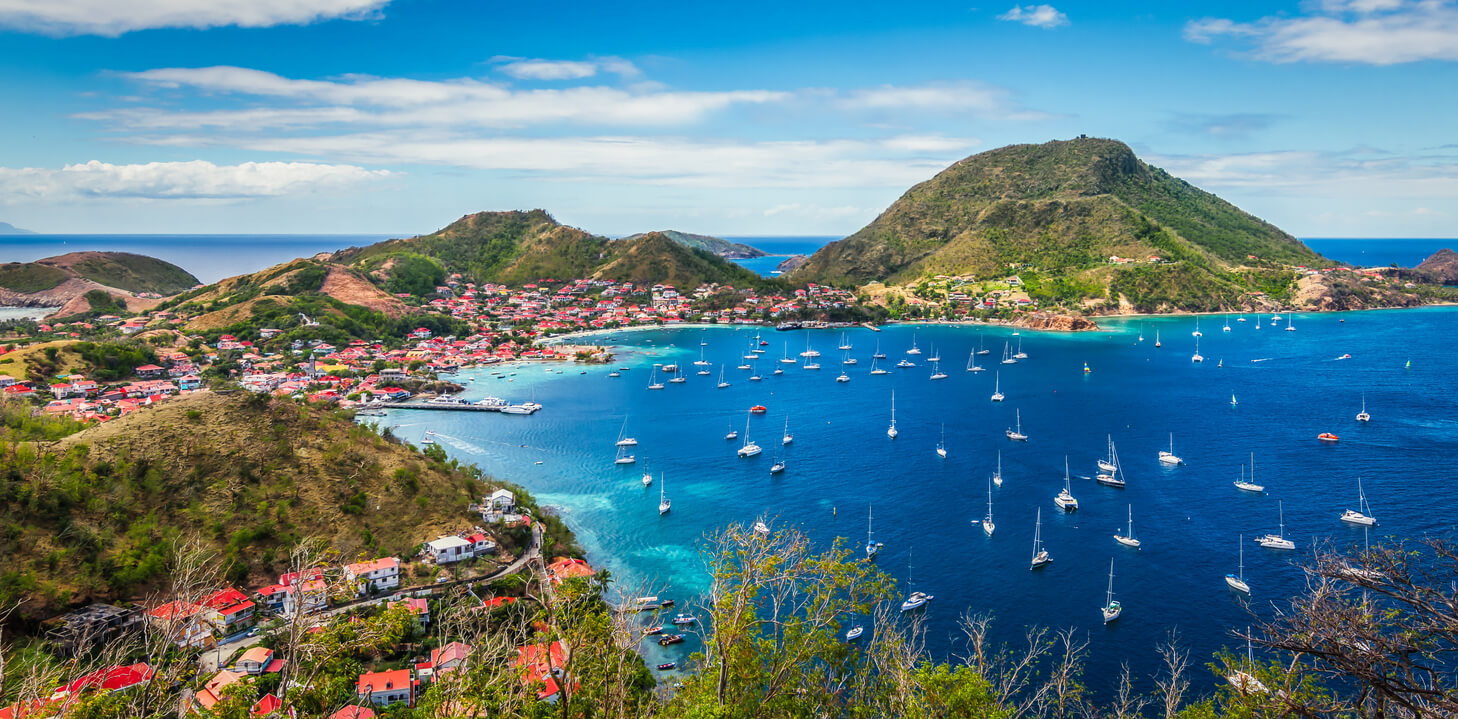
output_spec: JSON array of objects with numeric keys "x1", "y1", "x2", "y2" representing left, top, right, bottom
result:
[
  {"x1": 329, "y1": 708, "x2": 375, "y2": 719},
  {"x1": 204, "y1": 587, "x2": 256, "y2": 634},
  {"x1": 515, "y1": 641, "x2": 567, "y2": 703},
  {"x1": 237, "y1": 647, "x2": 274, "y2": 675},
  {"x1": 343, "y1": 557, "x2": 400, "y2": 596},
  {"x1": 146, "y1": 600, "x2": 211, "y2": 647},
  {"x1": 430, "y1": 641, "x2": 472, "y2": 675},
  {"x1": 251, "y1": 693, "x2": 283, "y2": 717},
  {"x1": 194, "y1": 670, "x2": 246, "y2": 711},
  {"x1": 546, "y1": 557, "x2": 594, "y2": 584},
  {"x1": 357, "y1": 669, "x2": 413, "y2": 707}
]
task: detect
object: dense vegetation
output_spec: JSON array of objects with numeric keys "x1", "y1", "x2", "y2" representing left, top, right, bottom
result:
[
  {"x1": 68, "y1": 340, "x2": 160, "y2": 381},
  {"x1": 0, "y1": 262, "x2": 68, "y2": 293},
  {"x1": 46, "y1": 252, "x2": 200, "y2": 295},
  {"x1": 620, "y1": 230, "x2": 767, "y2": 258}
]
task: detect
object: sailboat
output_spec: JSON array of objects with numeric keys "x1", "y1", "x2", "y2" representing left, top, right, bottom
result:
[
  {"x1": 1230, "y1": 393, "x2": 1238, "y2": 407},
  {"x1": 1234, "y1": 459, "x2": 1264, "y2": 493},
  {"x1": 800, "y1": 336, "x2": 820, "y2": 358},
  {"x1": 717, "y1": 366, "x2": 730, "y2": 389},
  {"x1": 780, "y1": 342, "x2": 796, "y2": 364},
  {"x1": 1256, "y1": 501, "x2": 1295, "y2": 550},
  {"x1": 647, "y1": 366, "x2": 665, "y2": 390},
  {"x1": 865, "y1": 504, "x2": 883, "y2": 559},
  {"x1": 872, "y1": 339, "x2": 886, "y2": 360},
  {"x1": 981, "y1": 479, "x2": 995, "y2": 536},
  {"x1": 836, "y1": 370, "x2": 850, "y2": 383},
  {"x1": 1191, "y1": 336, "x2": 1204, "y2": 363},
  {"x1": 1355, "y1": 395, "x2": 1370, "y2": 422},
  {"x1": 614, "y1": 444, "x2": 636, "y2": 465},
  {"x1": 1005, "y1": 409, "x2": 1027, "y2": 441},
  {"x1": 928, "y1": 344, "x2": 941, "y2": 362},
  {"x1": 977, "y1": 334, "x2": 991, "y2": 355},
  {"x1": 966, "y1": 350, "x2": 984, "y2": 372},
  {"x1": 737, "y1": 412, "x2": 761, "y2": 457},
  {"x1": 724, "y1": 422, "x2": 738, "y2": 441},
  {"x1": 782, "y1": 416, "x2": 794, "y2": 445},
  {"x1": 1223, "y1": 315, "x2": 1232, "y2": 332},
  {"x1": 838, "y1": 332, "x2": 852, "y2": 351},
  {"x1": 1001, "y1": 342, "x2": 1017, "y2": 365},
  {"x1": 936, "y1": 424, "x2": 947, "y2": 458},
  {"x1": 929, "y1": 358, "x2": 948, "y2": 380},
  {"x1": 906, "y1": 333, "x2": 922, "y2": 356},
  {"x1": 615, "y1": 417, "x2": 638, "y2": 447},
  {"x1": 1098, "y1": 435, "x2": 1118, "y2": 473},
  {"x1": 1284, "y1": 315, "x2": 1295, "y2": 332},
  {"x1": 1158, "y1": 433, "x2": 1183, "y2": 465},
  {"x1": 869, "y1": 357, "x2": 888, "y2": 375},
  {"x1": 803, "y1": 355, "x2": 821, "y2": 370},
  {"x1": 842, "y1": 350, "x2": 857, "y2": 365},
  {"x1": 1114, "y1": 505, "x2": 1140, "y2": 548},
  {"x1": 748, "y1": 362, "x2": 762, "y2": 381},
  {"x1": 1227, "y1": 632, "x2": 1268, "y2": 695},
  {"x1": 1255, "y1": 315, "x2": 1261, "y2": 330},
  {"x1": 1138, "y1": 324, "x2": 1145, "y2": 342},
  {"x1": 1193, "y1": 317, "x2": 1202, "y2": 337},
  {"x1": 886, "y1": 391, "x2": 898, "y2": 439},
  {"x1": 1225, "y1": 536, "x2": 1251, "y2": 594},
  {"x1": 992, "y1": 451, "x2": 1004, "y2": 487},
  {"x1": 990, "y1": 372, "x2": 1005, "y2": 402},
  {"x1": 1096, "y1": 443, "x2": 1126, "y2": 488},
  {"x1": 1030, "y1": 508, "x2": 1051, "y2": 568},
  {"x1": 1340, "y1": 478, "x2": 1376, "y2": 526},
  {"x1": 658, "y1": 473, "x2": 671, "y2": 515},
  {"x1": 1013, "y1": 336, "x2": 1027, "y2": 360},
  {"x1": 1054, "y1": 457, "x2": 1078, "y2": 511},
  {"x1": 640, "y1": 457, "x2": 653, "y2": 486},
  {"x1": 769, "y1": 457, "x2": 785, "y2": 474},
  {"x1": 899, "y1": 549, "x2": 933, "y2": 611},
  {"x1": 1101, "y1": 559, "x2": 1122, "y2": 623},
  {"x1": 669, "y1": 367, "x2": 687, "y2": 383},
  {"x1": 1154, "y1": 329, "x2": 1161, "y2": 347},
  {"x1": 694, "y1": 346, "x2": 710, "y2": 366}
]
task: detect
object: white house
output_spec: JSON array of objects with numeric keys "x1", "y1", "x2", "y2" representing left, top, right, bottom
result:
[
  {"x1": 488, "y1": 488, "x2": 515, "y2": 511},
  {"x1": 357, "y1": 668, "x2": 413, "y2": 707},
  {"x1": 426, "y1": 536, "x2": 473, "y2": 564},
  {"x1": 343, "y1": 557, "x2": 400, "y2": 596}
]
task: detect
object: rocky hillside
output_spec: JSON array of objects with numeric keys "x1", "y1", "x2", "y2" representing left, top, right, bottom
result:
[
  {"x1": 792, "y1": 138, "x2": 1330, "y2": 312},
  {"x1": 619, "y1": 230, "x2": 766, "y2": 259},
  {"x1": 1417, "y1": 248, "x2": 1458, "y2": 284},
  {"x1": 0, "y1": 251, "x2": 198, "y2": 315},
  {"x1": 0, "y1": 392, "x2": 486, "y2": 623}
]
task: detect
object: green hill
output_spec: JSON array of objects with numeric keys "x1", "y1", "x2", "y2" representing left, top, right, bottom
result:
[
  {"x1": 36, "y1": 251, "x2": 199, "y2": 295},
  {"x1": 620, "y1": 230, "x2": 766, "y2": 259},
  {"x1": 336, "y1": 210, "x2": 773, "y2": 289},
  {"x1": 792, "y1": 138, "x2": 1325, "y2": 311}
]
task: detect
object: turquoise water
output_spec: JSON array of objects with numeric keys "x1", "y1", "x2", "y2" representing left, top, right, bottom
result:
[
  {"x1": 723, "y1": 236, "x2": 837, "y2": 276},
  {"x1": 374, "y1": 308, "x2": 1458, "y2": 694}
]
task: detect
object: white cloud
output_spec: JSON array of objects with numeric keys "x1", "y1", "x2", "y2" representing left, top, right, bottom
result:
[
  {"x1": 0, "y1": 0, "x2": 389, "y2": 37},
  {"x1": 489, "y1": 56, "x2": 641, "y2": 81},
  {"x1": 762, "y1": 203, "x2": 871, "y2": 220},
  {"x1": 840, "y1": 82, "x2": 1048, "y2": 121},
  {"x1": 997, "y1": 4, "x2": 1069, "y2": 29},
  {"x1": 1185, "y1": 0, "x2": 1458, "y2": 64},
  {"x1": 1146, "y1": 147, "x2": 1458, "y2": 201},
  {"x1": 0, "y1": 160, "x2": 390, "y2": 202}
]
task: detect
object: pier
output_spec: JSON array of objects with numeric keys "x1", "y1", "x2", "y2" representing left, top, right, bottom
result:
[{"x1": 377, "y1": 400, "x2": 540, "y2": 414}]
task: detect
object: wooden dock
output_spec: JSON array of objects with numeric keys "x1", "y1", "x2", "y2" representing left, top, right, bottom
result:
[{"x1": 382, "y1": 401, "x2": 538, "y2": 414}]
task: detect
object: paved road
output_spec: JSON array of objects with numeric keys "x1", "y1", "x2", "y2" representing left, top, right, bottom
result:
[{"x1": 199, "y1": 522, "x2": 542, "y2": 674}]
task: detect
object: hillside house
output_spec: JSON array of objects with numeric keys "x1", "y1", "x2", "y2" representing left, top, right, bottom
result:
[
  {"x1": 426, "y1": 536, "x2": 473, "y2": 564},
  {"x1": 357, "y1": 668, "x2": 414, "y2": 707},
  {"x1": 344, "y1": 557, "x2": 401, "y2": 596}
]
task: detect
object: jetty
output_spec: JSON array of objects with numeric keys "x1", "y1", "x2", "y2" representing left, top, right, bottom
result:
[{"x1": 381, "y1": 399, "x2": 541, "y2": 414}]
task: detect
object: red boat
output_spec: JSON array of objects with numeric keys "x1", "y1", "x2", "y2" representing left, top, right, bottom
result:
[
  {"x1": 750, "y1": 405, "x2": 767, "y2": 414},
  {"x1": 657, "y1": 662, "x2": 677, "y2": 671},
  {"x1": 643, "y1": 625, "x2": 663, "y2": 636},
  {"x1": 1318, "y1": 433, "x2": 1340, "y2": 442}
]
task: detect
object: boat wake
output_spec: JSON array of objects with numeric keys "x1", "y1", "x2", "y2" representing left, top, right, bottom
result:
[{"x1": 1250, "y1": 358, "x2": 1273, "y2": 363}]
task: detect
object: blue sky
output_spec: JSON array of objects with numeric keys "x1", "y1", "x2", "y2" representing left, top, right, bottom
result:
[{"x1": 0, "y1": 0, "x2": 1455, "y2": 237}]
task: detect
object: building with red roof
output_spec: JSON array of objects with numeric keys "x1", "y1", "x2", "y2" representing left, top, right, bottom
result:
[
  {"x1": 357, "y1": 668, "x2": 413, "y2": 707},
  {"x1": 546, "y1": 557, "x2": 594, "y2": 584}
]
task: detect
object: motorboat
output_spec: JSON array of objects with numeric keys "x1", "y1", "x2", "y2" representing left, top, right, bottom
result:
[{"x1": 1054, "y1": 458, "x2": 1078, "y2": 511}]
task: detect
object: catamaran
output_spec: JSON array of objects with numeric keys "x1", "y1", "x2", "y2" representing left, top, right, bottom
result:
[
  {"x1": 1054, "y1": 457, "x2": 1078, "y2": 511},
  {"x1": 1101, "y1": 559, "x2": 1122, "y2": 623},
  {"x1": 1340, "y1": 478, "x2": 1376, "y2": 526},
  {"x1": 1031, "y1": 508, "x2": 1051, "y2": 568},
  {"x1": 800, "y1": 336, "x2": 820, "y2": 358},
  {"x1": 1114, "y1": 505, "x2": 1140, "y2": 548},
  {"x1": 694, "y1": 346, "x2": 710, "y2": 366},
  {"x1": 1226, "y1": 633, "x2": 1268, "y2": 695},
  {"x1": 1223, "y1": 315, "x2": 1232, "y2": 332},
  {"x1": 1005, "y1": 409, "x2": 1027, "y2": 441},
  {"x1": 803, "y1": 356, "x2": 821, "y2": 370},
  {"x1": 836, "y1": 370, "x2": 850, "y2": 382},
  {"x1": 981, "y1": 479, "x2": 995, "y2": 536},
  {"x1": 1192, "y1": 318, "x2": 1202, "y2": 337},
  {"x1": 716, "y1": 366, "x2": 730, "y2": 389},
  {"x1": 737, "y1": 412, "x2": 761, "y2": 457},
  {"x1": 1013, "y1": 336, "x2": 1027, "y2": 360},
  {"x1": 887, "y1": 391, "x2": 898, "y2": 439},
  {"x1": 658, "y1": 473, "x2": 671, "y2": 515},
  {"x1": 895, "y1": 358, "x2": 915, "y2": 368},
  {"x1": 1284, "y1": 315, "x2": 1295, "y2": 332},
  {"x1": 936, "y1": 424, "x2": 947, "y2": 458},
  {"x1": 1191, "y1": 336, "x2": 1204, "y2": 363},
  {"x1": 992, "y1": 451, "x2": 1004, "y2": 487},
  {"x1": 782, "y1": 416, "x2": 794, "y2": 445},
  {"x1": 615, "y1": 417, "x2": 638, "y2": 447},
  {"x1": 899, "y1": 549, "x2": 933, "y2": 611},
  {"x1": 1226, "y1": 535, "x2": 1251, "y2": 594},
  {"x1": 1355, "y1": 394, "x2": 1370, "y2": 422},
  {"x1": 865, "y1": 504, "x2": 884, "y2": 559},
  {"x1": 991, "y1": 372, "x2": 1005, "y2": 402},
  {"x1": 906, "y1": 333, "x2": 922, "y2": 356},
  {"x1": 1256, "y1": 501, "x2": 1295, "y2": 550},
  {"x1": 1158, "y1": 433, "x2": 1184, "y2": 465}
]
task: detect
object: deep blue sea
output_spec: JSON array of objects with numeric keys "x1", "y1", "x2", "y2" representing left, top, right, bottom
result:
[
  {"x1": 722, "y1": 236, "x2": 838, "y2": 276},
  {"x1": 370, "y1": 310, "x2": 1458, "y2": 696},
  {"x1": 1301, "y1": 238, "x2": 1454, "y2": 269}
]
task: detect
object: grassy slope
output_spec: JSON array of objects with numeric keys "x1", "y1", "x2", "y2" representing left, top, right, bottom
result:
[
  {"x1": 0, "y1": 392, "x2": 485, "y2": 622},
  {"x1": 0, "y1": 263, "x2": 69, "y2": 293},
  {"x1": 37, "y1": 252, "x2": 200, "y2": 295},
  {"x1": 0, "y1": 340, "x2": 86, "y2": 380},
  {"x1": 620, "y1": 230, "x2": 767, "y2": 258},
  {"x1": 597, "y1": 232, "x2": 777, "y2": 289},
  {"x1": 792, "y1": 138, "x2": 1325, "y2": 307}
]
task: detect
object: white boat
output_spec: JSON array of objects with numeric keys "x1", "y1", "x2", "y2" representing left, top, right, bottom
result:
[
  {"x1": 669, "y1": 372, "x2": 687, "y2": 384},
  {"x1": 1096, "y1": 442, "x2": 1126, "y2": 488},
  {"x1": 981, "y1": 478, "x2": 995, "y2": 537},
  {"x1": 838, "y1": 332, "x2": 852, "y2": 351},
  {"x1": 1114, "y1": 505, "x2": 1140, "y2": 548},
  {"x1": 845, "y1": 625, "x2": 864, "y2": 641},
  {"x1": 642, "y1": 463, "x2": 653, "y2": 487},
  {"x1": 1223, "y1": 315, "x2": 1232, "y2": 332},
  {"x1": 1225, "y1": 535, "x2": 1251, "y2": 594},
  {"x1": 737, "y1": 362, "x2": 752, "y2": 370},
  {"x1": 769, "y1": 458, "x2": 785, "y2": 474},
  {"x1": 1000, "y1": 342, "x2": 1017, "y2": 364},
  {"x1": 992, "y1": 451, "x2": 1004, "y2": 487},
  {"x1": 865, "y1": 504, "x2": 883, "y2": 559},
  {"x1": 694, "y1": 346, "x2": 710, "y2": 366},
  {"x1": 1192, "y1": 318, "x2": 1202, "y2": 337},
  {"x1": 1227, "y1": 634, "x2": 1268, "y2": 695},
  {"x1": 899, "y1": 550, "x2": 932, "y2": 612},
  {"x1": 1158, "y1": 433, "x2": 1183, "y2": 465},
  {"x1": 1005, "y1": 409, "x2": 1027, "y2": 441},
  {"x1": 1237, "y1": 314, "x2": 1246, "y2": 322},
  {"x1": 1054, "y1": 457, "x2": 1078, "y2": 511},
  {"x1": 1340, "y1": 477, "x2": 1376, "y2": 526},
  {"x1": 647, "y1": 367, "x2": 665, "y2": 390},
  {"x1": 1030, "y1": 508, "x2": 1051, "y2": 568},
  {"x1": 1256, "y1": 500, "x2": 1295, "y2": 550},
  {"x1": 748, "y1": 366, "x2": 762, "y2": 381},
  {"x1": 698, "y1": 368, "x2": 711, "y2": 376},
  {"x1": 977, "y1": 334, "x2": 991, "y2": 355},
  {"x1": 886, "y1": 391, "x2": 898, "y2": 439},
  {"x1": 895, "y1": 358, "x2": 914, "y2": 368},
  {"x1": 773, "y1": 367, "x2": 783, "y2": 375},
  {"x1": 716, "y1": 366, "x2": 730, "y2": 389},
  {"x1": 928, "y1": 344, "x2": 941, "y2": 363},
  {"x1": 800, "y1": 336, "x2": 819, "y2": 358},
  {"x1": 754, "y1": 520, "x2": 771, "y2": 535},
  {"x1": 615, "y1": 418, "x2": 639, "y2": 447},
  {"x1": 1155, "y1": 329, "x2": 1161, "y2": 347},
  {"x1": 1191, "y1": 336, "x2": 1203, "y2": 363},
  {"x1": 420, "y1": 435, "x2": 435, "y2": 445},
  {"x1": 990, "y1": 372, "x2": 1004, "y2": 402},
  {"x1": 803, "y1": 358, "x2": 821, "y2": 370},
  {"x1": 836, "y1": 372, "x2": 850, "y2": 383},
  {"x1": 966, "y1": 350, "x2": 984, "y2": 372},
  {"x1": 782, "y1": 416, "x2": 793, "y2": 445},
  {"x1": 1231, "y1": 393, "x2": 1238, "y2": 407},
  {"x1": 780, "y1": 342, "x2": 796, "y2": 364},
  {"x1": 1101, "y1": 559, "x2": 1122, "y2": 624},
  {"x1": 872, "y1": 339, "x2": 886, "y2": 360},
  {"x1": 608, "y1": 371, "x2": 620, "y2": 378},
  {"x1": 936, "y1": 424, "x2": 947, "y2": 458},
  {"x1": 614, "y1": 445, "x2": 636, "y2": 465},
  {"x1": 1097, "y1": 435, "x2": 1118, "y2": 473},
  {"x1": 737, "y1": 412, "x2": 761, "y2": 457},
  {"x1": 906, "y1": 333, "x2": 922, "y2": 356},
  {"x1": 1012, "y1": 336, "x2": 1027, "y2": 360},
  {"x1": 869, "y1": 357, "x2": 887, "y2": 375},
  {"x1": 724, "y1": 423, "x2": 738, "y2": 441},
  {"x1": 1255, "y1": 316, "x2": 1261, "y2": 330},
  {"x1": 1284, "y1": 315, "x2": 1295, "y2": 332},
  {"x1": 658, "y1": 473, "x2": 671, "y2": 515},
  {"x1": 929, "y1": 359, "x2": 947, "y2": 380},
  {"x1": 1234, "y1": 459, "x2": 1264, "y2": 493},
  {"x1": 661, "y1": 364, "x2": 678, "y2": 373},
  {"x1": 1355, "y1": 394, "x2": 1370, "y2": 422}
]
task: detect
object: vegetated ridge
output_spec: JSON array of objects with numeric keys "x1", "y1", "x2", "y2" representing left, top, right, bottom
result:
[
  {"x1": 792, "y1": 137, "x2": 1345, "y2": 312},
  {"x1": 0, "y1": 391, "x2": 487, "y2": 624},
  {"x1": 1416, "y1": 248, "x2": 1458, "y2": 284},
  {"x1": 620, "y1": 229, "x2": 767, "y2": 259},
  {"x1": 0, "y1": 251, "x2": 199, "y2": 315}
]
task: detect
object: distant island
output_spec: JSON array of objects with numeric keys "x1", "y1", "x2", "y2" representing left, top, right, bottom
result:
[
  {"x1": 0, "y1": 251, "x2": 199, "y2": 314},
  {"x1": 0, "y1": 221, "x2": 34, "y2": 235},
  {"x1": 619, "y1": 229, "x2": 767, "y2": 259}
]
